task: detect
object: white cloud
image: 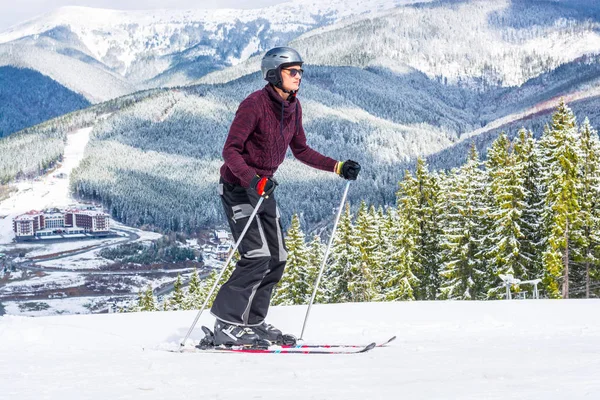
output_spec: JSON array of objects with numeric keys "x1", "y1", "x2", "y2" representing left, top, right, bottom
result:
[{"x1": 0, "y1": 0, "x2": 288, "y2": 31}]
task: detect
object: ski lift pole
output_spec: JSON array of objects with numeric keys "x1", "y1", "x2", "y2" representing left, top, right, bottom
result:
[
  {"x1": 300, "y1": 181, "x2": 351, "y2": 340},
  {"x1": 180, "y1": 196, "x2": 265, "y2": 351}
]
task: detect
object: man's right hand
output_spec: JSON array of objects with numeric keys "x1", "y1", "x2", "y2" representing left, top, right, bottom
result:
[
  {"x1": 250, "y1": 175, "x2": 278, "y2": 198},
  {"x1": 337, "y1": 160, "x2": 361, "y2": 180}
]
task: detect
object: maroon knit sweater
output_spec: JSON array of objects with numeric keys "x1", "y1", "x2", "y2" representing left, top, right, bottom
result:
[{"x1": 220, "y1": 84, "x2": 338, "y2": 187}]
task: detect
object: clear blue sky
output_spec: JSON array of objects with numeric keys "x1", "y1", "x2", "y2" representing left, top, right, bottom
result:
[{"x1": 0, "y1": 0, "x2": 288, "y2": 31}]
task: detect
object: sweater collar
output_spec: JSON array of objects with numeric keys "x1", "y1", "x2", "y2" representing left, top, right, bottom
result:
[{"x1": 264, "y1": 84, "x2": 297, "y2": 118}]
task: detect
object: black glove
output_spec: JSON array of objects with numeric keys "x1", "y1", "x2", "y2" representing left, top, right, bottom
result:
[
  {"x1": 338, "y1": 160, "x2": 361, "y2": 180},
  {"x1": 250, "y1": 175, "x2": 278, "y2": 198}
]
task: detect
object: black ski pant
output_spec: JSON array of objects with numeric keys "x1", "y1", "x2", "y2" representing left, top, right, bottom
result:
[{"x1": 210, "y1": 177, "x2": 288, "y2": 326}]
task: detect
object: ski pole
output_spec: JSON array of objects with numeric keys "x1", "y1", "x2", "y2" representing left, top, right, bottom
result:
[
  {"x1": 300, "y1": 181, "x2": 351, "y2": 340},
  {"x1": 180, "y1": 196, "x2": 265, "y2": 350}
]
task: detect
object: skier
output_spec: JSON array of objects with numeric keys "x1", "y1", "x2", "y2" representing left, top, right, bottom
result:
[{"x1": 211, "y1": 46, "x2": 361, "y2": 346}]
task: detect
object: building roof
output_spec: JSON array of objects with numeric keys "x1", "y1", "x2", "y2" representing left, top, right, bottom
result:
[
  {"x1": 44, "y1": 213, "x2": 64, "y2": 218},
  {"x1": 215, "y1": 230, "x2": 229, "y2": 239},
  {"x1": 14, "y1": 214, "x2": 39, "y2": 222}
]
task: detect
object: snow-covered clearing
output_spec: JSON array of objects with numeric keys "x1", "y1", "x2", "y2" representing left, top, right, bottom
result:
[
  {"x1": 1, "y1": 300, "x2": 599, "y2": 399},
  {"x1": 25, "y1": 238, "x2": 123, "y2": 259},
  {"x1": 35, "y1": 251, "x2": 114, "y2": 269},
  {"x1": 0, "y1": 271, "x2": 86, "y2": 295},
  {"x1": 111, "y1": 221, "x2": 163, "y2": 242}
]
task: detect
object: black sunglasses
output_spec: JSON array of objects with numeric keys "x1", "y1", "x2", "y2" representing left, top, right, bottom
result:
[{"x1": 282, "y1": 68, "x2": 304, "y2": 78}]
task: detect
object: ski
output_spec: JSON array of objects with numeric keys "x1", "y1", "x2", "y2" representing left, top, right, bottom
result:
[
  {"x1": 170, "y1": 326, "x2": 394, "y2": 354},
  {"x1": 281, "y1": 335, "x2": 396, "y2": 349},
  {"x1": 192, "y1": 342, "x2": 377, "y2": 355}
]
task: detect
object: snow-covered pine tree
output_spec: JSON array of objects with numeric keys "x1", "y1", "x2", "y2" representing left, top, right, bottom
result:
[
  {"x1": 306, "y1": 235, "x2": 325, "y2": 303},
  {"x1": 369, "y1": 205, "x2": 389, "y2": 301},
  {"x1": 139, "y1": 284, "x2": 157, "y2": 311},
  {"x1": 395, "y1": 168, "x2": 421, "y2": 293},
  {"x1": 325, "y1": 204, "x2": 358, "y2": 303},
  {"x1": 165, "y1": 274, "x2": 184, "y2": 311},
  {"x1": 484, "y1": 133, "x2": 528, "y2": 298},
  {"x1": 577, "y1": 118, "x2": 600, "y2": 298},
  {"x1": 183, "y1": 268, "x2": 202, "y2": 310},
  {"x1": 414, "y1": 158, "x2": 443, "y2": 299},
  {"x1": 384, "y1": 205, "x2": 419, "y2": 301},
  {"x1": 348, "y1": 202, "x2": 378, "y2": 302},
  {"x1": 127, "y1": 290, "x2": 143, "y2": 313},
  {"x1": 513, "y1": 128, "x2": 544, "y2": 284},
  {"x1": 272, "y1": 214, "x2": 311, "y2": 306},
  {"x1": 438, "y1": 144, "x2": 488, "y2": 300},
  {"x1": 538, "y1": 101, "x2": 583, "y2": 298},
  {"x1": 196, "y1": 270, "x2": 219, "y2": 308},
  {"x1": 375, "y1": 208, "x2": 394, "y2": 299}
]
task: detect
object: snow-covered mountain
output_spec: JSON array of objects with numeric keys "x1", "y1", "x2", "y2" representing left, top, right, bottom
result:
[
  {"x1": 200, "y1": 0, "x2": 600, "y2": 89},
  {"x1": 0, "y1": 66, "x2": 89, "y2": 138},
  {"x1": 1, "y1": 300, "x2": 599, "y2": 399},
  {"x1": 2, "y1": 0, "x2": 600, "y2": 105},
  {"x1": 0, "y1": 0, "x2": 428, "y2": 99}
]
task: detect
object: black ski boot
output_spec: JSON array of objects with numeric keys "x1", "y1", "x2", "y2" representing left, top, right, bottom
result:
[
  {"x1": 213, "y1": 320, "x2": 269, "y2": 348},
  {"x1": 253, "y1": 322, "x2": 297, "y2": 346}
]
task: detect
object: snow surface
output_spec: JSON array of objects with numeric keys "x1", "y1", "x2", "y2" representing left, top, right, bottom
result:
[
  {"x1": 35, "y1": 249, "x2": 114, "y2": 270},
  {"x1": 0, "y1": 44, "x2": 135, "y2": 103},
  {"x1": 1, "y1": 300, "x2": 599, "y2": 399},
  {"x1": 24, "y1": 239, "x2": 121, "y2": 258},
  {"x1": 110, "y1": 221, "x2": 163, "y2": 243},
  {"x1": 0, "y1": 271, "x2": 86, "y2": 296},
  {"x1": 2, "y1": 295, "x2": 120, "y2": 316}
]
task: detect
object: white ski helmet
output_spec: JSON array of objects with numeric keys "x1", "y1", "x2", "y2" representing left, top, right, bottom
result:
[{"x1": 261, "y1": 46, "x2": 303, "y2": 88}]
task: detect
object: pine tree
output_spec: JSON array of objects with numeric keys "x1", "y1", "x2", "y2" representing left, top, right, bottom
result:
[
  {"x1": 272, "y1": 214, "x2": 311, "y2": 305},
  {"x1": 138, "y1": 284, "x2": 157, "y2": 312},
  {"x1": 306, "y1": 235, "x2": 325, "y2": 303},
  {"x1": 372, "y1": 207, "x2": 391, "y2": 300},
  {"x1": 438, "y1": 145, "x2": 488, "y2": 300},
  {"x1": 395, "y1": 169, "x2": 421, "y2": 296},
  {"x1": 538, "y1": 101, "x2": 583, "y2": 298},
  {"x1": 325, "y1": 204, "x2": 359, "y2": 303},
  {"x1": 383, "y1": 207, "x2": 419, "y2": 301},
  {"x1": 513, "y1": 128, "x2": 544, "y2": 283},
  {"x1": 348, "y1": 202, "x2": 378, "y2": 302},
  {"x1": 375, "y1": 209, "x2": 395, "y2": 300},
  {"x1": 577, "y1": 118, "x2": 600, "y2": 298},
  {"x1": 369, "y1": 206, "x2": 389, "y2": 301},
  {"x1": 183, "y1": 269, "x2": 202, "y2": 310},
  {"x1": 413, "y1": 158, "x2": 443, "y2": 299},
  {"x1": 166, "y1": 274, "x2": 185, "y2": 311},
  {"x1": 484, "y1": 133, "x2": 528, "y2": 298}
]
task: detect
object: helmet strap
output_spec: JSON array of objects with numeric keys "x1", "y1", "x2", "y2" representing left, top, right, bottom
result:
[{"x1": 272, "y1": 82, "x2": 298, "y2": 101}]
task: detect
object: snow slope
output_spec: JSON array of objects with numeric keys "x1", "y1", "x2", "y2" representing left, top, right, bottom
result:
[
  {"x1": 1, "y1": 300, "x2": 599, "y2": 399},
  {"x1": 0, "y1": 45, "x2": 135, "y2": 103}
]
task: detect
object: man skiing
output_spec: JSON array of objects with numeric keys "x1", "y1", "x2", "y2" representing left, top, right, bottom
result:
[{"x1": 211, "y1": 46, "x2": 361, "y2": 346}]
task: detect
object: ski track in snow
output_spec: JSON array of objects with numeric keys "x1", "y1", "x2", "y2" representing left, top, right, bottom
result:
[{"x1": 1, "y1": 300, "x2": 600, "y2": 399}]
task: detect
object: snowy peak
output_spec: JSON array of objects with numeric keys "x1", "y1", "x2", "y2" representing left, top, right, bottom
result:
[
  {"x1": 0, "y1": 0, "x2": 428, "y2": 64},
  {"x1": 0, "y1": 0, "x2": 436, "y2": 104},
  {"x1": 0, "y1": 0, "x2": 436, "y2": 96}
]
